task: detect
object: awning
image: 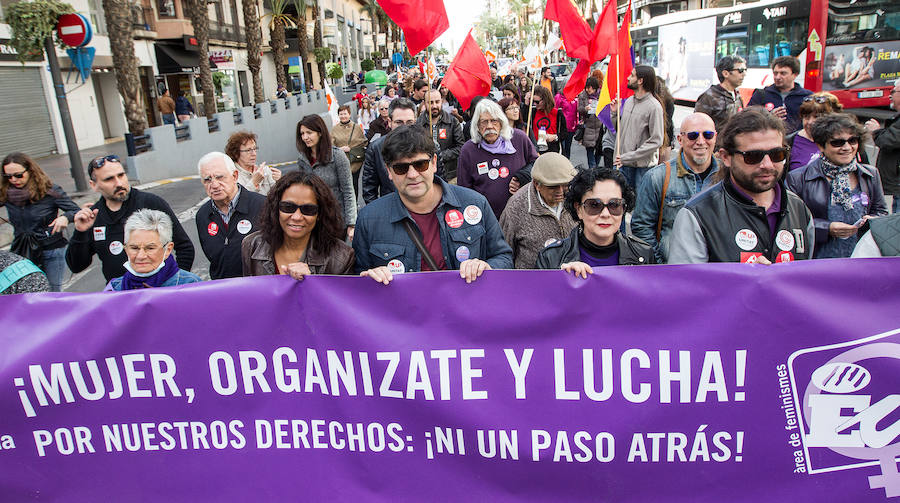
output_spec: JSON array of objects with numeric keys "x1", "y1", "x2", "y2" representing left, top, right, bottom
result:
[{"x1": 155, "y1": 44, "x2": 217, "y2": 74}]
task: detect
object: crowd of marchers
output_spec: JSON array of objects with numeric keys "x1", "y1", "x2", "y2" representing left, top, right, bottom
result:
[{"x1": 2, "y1": 56, "x2": 899, "y2": 295}]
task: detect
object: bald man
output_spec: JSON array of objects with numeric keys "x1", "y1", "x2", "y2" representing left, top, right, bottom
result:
[{"x1": 631, "y1": 113, "x2": 722, "y2": 263}]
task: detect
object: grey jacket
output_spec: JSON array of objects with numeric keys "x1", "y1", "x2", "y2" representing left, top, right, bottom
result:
[
  {"x1": 612, "y1": 93, "x2": 664, "y2": 168},
  {"x1": 576, "y1": 90, "x2": 604, "y2": 147},
  {"x1": 499, "y1": 182, "x2": 577, "y2": 269},
  {"x1": 297, "y1": 145, "x2": 358, "y2": 227}
]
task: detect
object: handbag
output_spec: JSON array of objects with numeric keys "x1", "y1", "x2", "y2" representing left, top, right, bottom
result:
[
  {"x1": 10, "y1": 232, "x2": 44, "y2": 268},
  {"x1": 347, "y1": 126, "x2": 366, "y2": 170},
  {"x1": 573, "y1": 124, "x2": 585, "y2": 142}
]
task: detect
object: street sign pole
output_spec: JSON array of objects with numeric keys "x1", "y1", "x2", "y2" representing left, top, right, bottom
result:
[{"x1": 44, "y1": 37, "x2": 87, "y2": 192}]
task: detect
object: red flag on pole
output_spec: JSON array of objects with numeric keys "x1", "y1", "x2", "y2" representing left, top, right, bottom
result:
[
  {"x1": 563, "y1": 59, "x2": 592, "y2": 101},
  {"x1": 561, "y1": 0, "x2": 620, "y2": 100},
  {"x1": 543, "y1": 0, "x2": 591, "y2": 60},
  {"x1": 441, "y1": 30, "x2": 491, "y2": 111},
  {"x1": 378, "y1": 0, "x2": 450, "y2": 56},
  {"x1": 607, "y1": 1, "x2": 635, "y2": 102}
]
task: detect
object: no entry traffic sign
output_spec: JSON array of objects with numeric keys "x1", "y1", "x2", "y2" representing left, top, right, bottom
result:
[{"x1": 56, "y1": 13, "x2": 93, "y2": 48}]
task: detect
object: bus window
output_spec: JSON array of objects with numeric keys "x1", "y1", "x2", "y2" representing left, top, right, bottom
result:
[
  {"x1": 749, "y1": 22, "x2": 771, "y2": 67},
  {"x1": 716, "y1": 28, "x2": 748, "y2": 64},
  {"x1": 774, "y1": 18, "x2": 808, "y2": 57},
  {"x1": 828, "y1": 0, "x2": 900, "y2": 43},
  {"x1": 640, "y1": 40, "x2": 659, "y2": 67}
]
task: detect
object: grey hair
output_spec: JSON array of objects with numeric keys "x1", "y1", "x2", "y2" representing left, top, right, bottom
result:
[
  {"x1": 470, "y1": 99, "x2": 513, "y2": 143},
  {"x1": 197, "y1": 151, "x2": 237, "y2": 176},
  {"x1": 124, "y1": 209, "x2": 173, "y2": 245}
]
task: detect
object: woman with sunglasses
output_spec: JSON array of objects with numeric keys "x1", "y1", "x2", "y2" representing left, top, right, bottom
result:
[
  {"x1": 787, "y1": 113, "x2": 888, "y2": 258},
  {"x1": 241, "y1": 171, "x2": 354, "y2": 279},
  {"x1": 537, "y1": 168, "x2": 655, "y2": 275},
  {"x1": 787, "y1": 92, "x2": 843, "y2": 171},
  {"x1": 1, "y1": 152, "x2": 81, "y2": 291},
  {"x1": 366, "y1": 99, "x2": 391, "y2": 141},
  {"x1": 296, "y1": 114, "x2": 357, "y2": 240}
]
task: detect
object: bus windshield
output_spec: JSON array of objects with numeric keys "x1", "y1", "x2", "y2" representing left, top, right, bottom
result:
[{"x1": 828, "y1": 0, "x2": 900, "y2": 43}]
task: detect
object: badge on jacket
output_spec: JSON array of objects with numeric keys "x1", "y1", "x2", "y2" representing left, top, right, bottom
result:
[{"x1": 439, "y1": 128, "x2": 447, "y2": 139}]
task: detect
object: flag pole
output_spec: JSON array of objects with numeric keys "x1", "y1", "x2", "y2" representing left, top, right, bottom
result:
[
  {"x1": 526, "y1": 20, "x2": 547, "y2": 139},
  {"x1": 426, "y1": 52, "x2": 434, "y2": 137},
  {"x1": 614, "y1": 51, "x2": 621, "y2": 164}
]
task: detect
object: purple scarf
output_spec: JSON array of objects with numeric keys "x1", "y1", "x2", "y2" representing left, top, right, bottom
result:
[
  {"x1": 478, "y1": 136, "x2": 516, "y2": 154},
  {"x1": 120, "y1": 254, "x2": 179, "y2": 290}
]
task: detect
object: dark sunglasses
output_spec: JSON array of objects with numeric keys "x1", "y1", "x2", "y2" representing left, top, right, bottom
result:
[
  {"x1": 278, "y1": 201, "x2": 319, "y2": 216},
  {"x1": 728, "y1": 68, "x2": 747, "y2": 74},
  {"x1": 89, "y1": 155, "x2": 120, "y2": 170},
  {"x1": 390, "y1": 158, "x2": 431, "y2": 175},
  {"x1": 828, "y1": 136, "x2": 859, "y2": 148},
  {"x1": 2, "y1": 171, "x2": 27, "y2": 180},
  {"x1": 732, "y1": 147, "x2": 789, "y2": 164},
  {"x1": 581, "y1": 198, "x2": 626, "y2": 216},
  {"x1": 685, "y1": 130, "x2": 716, "y2": 141},
  {"x1": 803, "y1": 95, "x2": 831, "y2": 104}
]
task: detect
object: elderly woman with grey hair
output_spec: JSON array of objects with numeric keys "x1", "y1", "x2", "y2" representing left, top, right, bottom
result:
[
  {"x1": 457, "y1": 99, "x2": 540, "y2": 218},
  {"x1": 105, "y1": 209, "x2": 202, "y2": 290}
]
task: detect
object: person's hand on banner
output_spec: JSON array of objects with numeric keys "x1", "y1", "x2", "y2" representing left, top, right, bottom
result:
[
  {"x1": 561, "y1": 261, "x2": 593, "y2": 279},
  {"x1": 460, "y1": 258, "x2": 490, "y2": 283},
  {"x1": 361, "y1": 266, "x2": 393, "y2": 285},
  {"x1": 280, "y1": 262, "x2": 312, "y2": 281}
]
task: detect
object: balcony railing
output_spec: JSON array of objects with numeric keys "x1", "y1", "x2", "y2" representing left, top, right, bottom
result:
[
  {"x1": 131, "y1": 4, "x2": 156, "y2": 32},
  {"x1": 209, "y1": 25, "x2": 247, "y2": 44}
]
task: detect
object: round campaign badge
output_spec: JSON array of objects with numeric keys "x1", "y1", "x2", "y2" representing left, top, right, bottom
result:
[
  {"x1": 544, "y1": 238, "x2": 558, "y2": 248},
  {"x1": 387, "y1": 259, "x2": 405, "y2": 274},
  {"x1": 108, "y1": 240, "x2": 124, "y2": 255},
  {"x1": 492, "y1": 159, "x2": 500, "y2": 167},
  {"x1": 445, "y1": 209, "x2": 464, "y2": 228},
  {"x1": 765, "y1": 102, "x2": 775, "y2": 111},
  {"x1": 775, "y1": 229, "x2": 795, "y2": 251},
  {"x1": 463, "y1": 205, "x2": 482, "y2": 225},
  {"x1": 208, "y1": 222, "x2": 219, "y2": 236},
  {"x1": 488, "y1": 168, "x2": 499, "y2": 180},
  {"x1": 499, "y1": 167, "x2": 509, "y2": 178},
  {"x1": 734, "y1": 229, "x2": 758, "y2": 251},
  {"x1": 455, "y1": 246, "x2": 470, "y2": 262},
  {"x1": 776, "y1": 251, "x2": 794, "y2": 263},
  {"x1": 237, "y1": 219, "x2": 252, "y2": 235}
]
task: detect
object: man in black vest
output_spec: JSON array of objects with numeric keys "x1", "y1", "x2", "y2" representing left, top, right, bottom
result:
[
  {"x1": 195, "y1": 152, "x2": 265, "y2": 279},
  {"x1": 668, "y1": 108, "x2": 814, "y2": 264}
]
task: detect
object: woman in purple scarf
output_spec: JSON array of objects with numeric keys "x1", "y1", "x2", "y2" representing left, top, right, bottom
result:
[{"x1": 105, "y1": 209, "x2": 201, "y2": 291}]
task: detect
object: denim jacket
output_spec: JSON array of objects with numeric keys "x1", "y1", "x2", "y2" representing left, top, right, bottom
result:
[
  {"x1": 631, "y1": 152, "x2": 720, "y2": 263},
  {"x1": 352, "y1": 177, "x2": 513, "y2": 273}
]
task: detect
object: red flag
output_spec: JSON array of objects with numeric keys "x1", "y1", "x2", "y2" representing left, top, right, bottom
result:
[
  {"x1": 563, "y1": 59, "x2": 592, "y2": 101},
  {"x1": 607, "y1": 1, "x2": 635, "y2": 101},
  {"x1": 378, "y1": 0, "x2": 449, "y2": 56},
  {"x1": 441, "y1": 30, "x2": 491, "y2": 111},
  {"x1": 544, "y1": 0, "x2": 591, "y2": 60},
  {"x1": 418, "y1": 58, "x2": 426, "y2": 76},
  {"x1": 589, "y1": 0, "x2": 618, "y2": 63}
]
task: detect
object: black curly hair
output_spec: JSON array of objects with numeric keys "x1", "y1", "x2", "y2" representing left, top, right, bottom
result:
[
  {"x1": 564, "y1": 168, "x2": 635, "y2": 222},
  {"x1": 257, "y1": 170, "x2": 345, "y2": 255}
]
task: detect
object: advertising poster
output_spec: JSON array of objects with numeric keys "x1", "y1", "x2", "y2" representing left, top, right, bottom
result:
[
  {"x1": 823, "y1": 41, "x2": 900, "y2": 91},
  {"x1": 658, "y1": 17, "x2": 717, "y2": 100}
]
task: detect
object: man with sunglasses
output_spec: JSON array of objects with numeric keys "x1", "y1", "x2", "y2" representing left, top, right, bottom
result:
[
  {"x1": 195, "y1": 152, "x2": 265, "y2": 279},
  {"x1": 747, "y1": 56, "x2": 812, "y2": 133},
  {"x1": 668, "y1": 108, "x2": 814, "y2": 264},
  {"x1": 361, "y1": 98, "x2": 419, "y2": 204},
  {"x1": 66, "y1": 155, "x2": 195, "y2": 283},
  {"x1": 353, "y1": 126, "x2": 512, "y2": 284},
  {"x1": 632, "y1": 113, "x2": 722, "y2": 263},
  {"x1": 695, "y1": 56, "x2": 746, "y2": 134}
]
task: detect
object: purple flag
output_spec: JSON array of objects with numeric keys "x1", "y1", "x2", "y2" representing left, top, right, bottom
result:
[{"x1": 2, "y1": 260, "x2": 899, "y2": 500}]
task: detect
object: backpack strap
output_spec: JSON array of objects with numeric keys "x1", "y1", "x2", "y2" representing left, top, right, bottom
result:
[
  {"x1": 0, "y1": 259, "x2": 44, "y2": 294},
  {"x1": 656, "y1": 160, "x2": 672, "y2": 242}
]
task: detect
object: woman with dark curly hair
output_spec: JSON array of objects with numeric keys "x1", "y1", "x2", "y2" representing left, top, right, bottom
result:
[
  {"x1": 296, "y1": 114, "x2": 357, "y2": 239},
  {"x1": 225, "y1": 130, "x2": 282, "y2": 194},
  {"x1": 536, "y1": 168, "x2": 655, "y2": 275},
  {"x1": 1, "y1": 152, "x2": 81, "y2": 291},
  {"x1": 241, "y1": 171, "x2": 354, "y2": 280}
]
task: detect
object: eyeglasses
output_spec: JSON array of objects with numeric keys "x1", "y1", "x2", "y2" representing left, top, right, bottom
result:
[
  {"x1": 478, "y1": 118, "x2": 502, "y2": 128},
  {"x1": 126, "y1": 243, "x2": 163, "y2": 254},
  {"x1": 803, "y1": 95, "x2": 831, "y2": 104},
  {"x1": 390, "y1": 158, "x2": 431, "y2": 175},
  {"x1": 580, "y1": 198, "x2": 626, "y2": 216},
  {"x1": 732, "y1": 147, "x2": 789, "y2": 164},
  {"x1": 728, "y1": 68, "x2": 747, "y2": 74},
  {"x1": 89, "y1": 155, "x2": 120, "y2": 170},
  {"x1": 2, "y1": 171, "x2": 26, "y2": 180},
  {"x1": 278, "y1": 201, "x2": 319, "y2": 216},
  {"x1": 685, "y1": 130, "x2": 716, "y2": 141},
  {"x1": 240, "y1": 146, "x2": 259, "y2": 153},
  {"x1": 392, "y1": 119, "x2": 417, "y2": 127},
  {"x1": 828, "y1": 136, "x2": 859, "y2": 148},
  {"x1": 201, "y1": 174, "x2": 231, "y2": 185},
  {"x1": 506, "y1": 106, "x2": 520, "y2": 112}
]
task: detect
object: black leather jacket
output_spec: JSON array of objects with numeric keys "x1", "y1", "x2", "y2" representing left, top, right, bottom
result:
[{"x1": 535, "y1": 227, "x2": 655, "y2": 268}]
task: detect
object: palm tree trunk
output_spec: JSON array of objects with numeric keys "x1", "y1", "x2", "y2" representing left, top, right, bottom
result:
[
  {"x1": 185, "y1": 0, "x2": 216, "y2": 115},
  {"x1": 270, "y1": 17, "x2": 287, "y2": 89},
  {"x1": 100, "y1": 0, "x2": 147, "y2": 133},
  {"x1": 242, "y1": 0, "x2": 264, "y2": 103},
  {"x1": 311, "y1": 0, "x2": 325, "y2": 88},
  {"x1": 297, "y1": 8, "x2": 309, "y2": 90}
]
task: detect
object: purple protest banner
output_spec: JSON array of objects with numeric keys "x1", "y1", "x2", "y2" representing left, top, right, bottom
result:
[{"x1": 1, "y1": 259, "x2": 899, "y2": 501}]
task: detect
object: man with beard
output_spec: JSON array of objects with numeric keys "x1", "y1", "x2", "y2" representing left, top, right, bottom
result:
[
  {"x1": 417, "y1": 89, "x2": 464, "y2": 181},
  {"x1": 66, "y1": 155, "x2": 194, "y2": 282},
  {"x1": 667, "y1": 108, "x2": 814, "y2": 264},
  {"x1": 631, "y1": 113, "x2": 722, "y2": 263},
  {"x1": 612, "y1": 66, "x2": 665, "y2": 196}
]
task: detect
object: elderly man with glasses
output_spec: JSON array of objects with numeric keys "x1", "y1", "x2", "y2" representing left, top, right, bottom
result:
[
  {"x1": 66, "y1": 154, "x2": 194, "y2": 283},
  {"x1": 457, "y1": 99, "x2": 540, "y2": 219},
  {"x1": 632, "y1": 113, "x2": 722, "y2": 263},
  {"x1": 353, "y1": 126, "x2": 512, "y2": 285},
  {"x1": 668, "y1": 108, "x2": 814, "y2": 264}
]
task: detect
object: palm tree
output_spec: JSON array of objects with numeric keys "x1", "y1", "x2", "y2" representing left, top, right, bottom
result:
[
  {"x1": 295, "y1": 0, "x2": 310, "y2": 90},
  {"x1": 266, "y1": 0, "x2": 299, "y2": 91},
  {"x1": 100, "y1": 0, "x2": 147, "y2": 133},
  {"x1": 310, "y1": 0, "x2": 326, "y2": 88},
  {"x1": 242, "y1": 0, "x2": 264, "y2": 103},
  {"x1": 362, "y1": 0, "x2": 380, "y2": 60},
  {"x1": 184, "y1": 0, "x2": 216, "y2": 115}
]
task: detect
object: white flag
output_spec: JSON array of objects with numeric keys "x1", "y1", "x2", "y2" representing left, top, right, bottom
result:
[{"x1": 324, "y1": 81, "x2": 339, "y2": 126}]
